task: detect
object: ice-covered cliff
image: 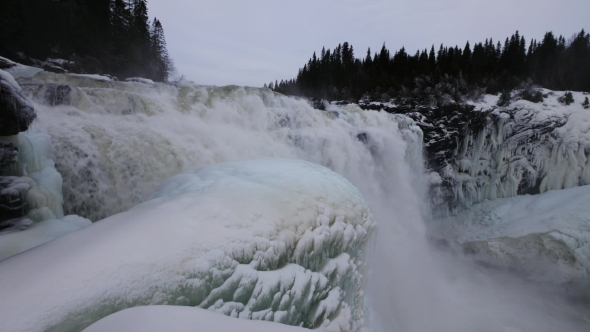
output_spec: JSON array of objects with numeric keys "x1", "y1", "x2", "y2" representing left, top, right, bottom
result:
[{"x1": 362, "y1": 90, "x2": 590, "y2": 216}]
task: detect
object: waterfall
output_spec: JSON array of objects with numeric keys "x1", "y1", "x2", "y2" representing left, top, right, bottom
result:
[{"x1": 3, "y1": 71, "x2": 588, "y2": 332}]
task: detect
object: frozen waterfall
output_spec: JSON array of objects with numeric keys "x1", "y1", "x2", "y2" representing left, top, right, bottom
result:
[{"x1": 1, "y1": 70, "x2": 589, "y2": 332}]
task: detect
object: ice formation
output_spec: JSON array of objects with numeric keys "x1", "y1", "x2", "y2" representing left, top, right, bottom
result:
[
  {"x1": 0, "y1": 158, "x2": 375, "y2": 332},
  {"x1": 442, "y1": 90, "x2": 590, "y2": 213},
  {"x1": 0, "y1": 127, "x2": 94, "y2": 260}
]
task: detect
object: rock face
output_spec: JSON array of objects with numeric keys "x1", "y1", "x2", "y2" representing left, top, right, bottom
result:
[
  {"x1": 0, "y1": 176, "x2": 30, "y2": 226},
  {"x1": 0, "y1": 69, "x2": 37, "y2": 225},
  {"x1": 360, "y1": 91, "x2": 590, "y2": 216},
  {"x1": 1, "y1": 70, "x2": 36, "y2": 136},
  {"x1": 0, "y1": 140, "x2": 18, "y2": 168}
]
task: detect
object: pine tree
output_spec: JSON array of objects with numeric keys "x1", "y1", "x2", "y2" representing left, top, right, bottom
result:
[{"x1": 150, "y1": 18, "x2": 173, "y2": 81}]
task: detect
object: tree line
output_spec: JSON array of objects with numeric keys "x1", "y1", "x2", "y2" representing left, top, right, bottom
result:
[
  {"x1": 269, "y1": 30, "x2": 590, "y2": 104},
  {"x1": 0, "y1": 0, "x2": 174, "y2": 82}
]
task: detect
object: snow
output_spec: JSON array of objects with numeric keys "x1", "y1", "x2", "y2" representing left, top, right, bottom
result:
[
  {"x1": 125, "y1": 77, "x2": 155, "y2": 84},
  {"x1": 431, "y1": 184, "x2": 590, "y2": 287},
  {"x1": 467, "y1": 93, "x2": 500, "y2": 110},
  {"x1": 68, "y1": 73, "x2": 112, "y2": 82},
  {"x1": 83, "y1": 306, "x2": 309, "y2": 332},
  {"x1": 0, "y1": 56, "x2": 44, "y2": 79},
  {"x1": 46, "y1": 58, "x2": 73, "y2": 66},
  {"x1": 0, "y1": 158, "x2": 375, "y2": 332},
  {"x1": 0, "y1": 68, "x2": 21, "y2": 92},
  {"x1": 0, "y1": 215, "x2": 91, "y2": 261}
]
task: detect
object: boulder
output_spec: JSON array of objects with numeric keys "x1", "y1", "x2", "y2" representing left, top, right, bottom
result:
[
  {"x1": 0, "y1": 140, "x2": 17, "y2": 168},
  {"x1": 0, "y1": 70, "x2": 36, "y2": 136}
]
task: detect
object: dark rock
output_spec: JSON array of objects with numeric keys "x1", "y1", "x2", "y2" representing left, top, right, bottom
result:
[
  {"x1": 103, "y1": 74, "x2": 119, "y2": 81},
  {"x1": 0, "y1": 58, "x2": 16, "y2": 70},
  {"x1": 0, "y1": 141, "x2": 18, "y2": 168},
  {"x1": 0, "y1": 176, "x2": 30, "y2": 226},
  {"x1": 42, "y1": 63, "x2": 67, "y2": 74},
  {"x1": 44, "y1": 84, "x2": 72, "y2": 106},
  {"x1": 356, "y1": 133, "x2": 369, "y2": 144},
  {"x1": 309, "y1": 98, "x2": 326, "y2": 111},
  {"x1": 326, "y1": 111, "x2": 339, "y2": 118},
  {"x1": 278, "y1": 116, "x2": 290, "y2": 127},
  {"x1": 0, "y1": 76, "x2": 36, "y2": 136}
]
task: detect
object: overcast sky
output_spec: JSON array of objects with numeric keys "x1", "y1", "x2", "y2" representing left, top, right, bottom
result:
[{"x1": 148, "y1": 0, "x2": 589, "y2": 87}]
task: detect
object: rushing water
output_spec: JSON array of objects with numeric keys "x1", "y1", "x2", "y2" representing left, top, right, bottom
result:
[{"x1": 18, "y1": 72, "x2": 590, "y2": 331}]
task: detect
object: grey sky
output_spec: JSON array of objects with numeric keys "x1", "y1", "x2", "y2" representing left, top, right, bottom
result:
[{"x1": 148, "y1": 0, "x2": 589, "y2": 87}]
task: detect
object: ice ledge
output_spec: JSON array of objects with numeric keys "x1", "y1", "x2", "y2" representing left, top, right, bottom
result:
[{"x1": 0, "y1": 158, "x2": 375, "y2": 332}]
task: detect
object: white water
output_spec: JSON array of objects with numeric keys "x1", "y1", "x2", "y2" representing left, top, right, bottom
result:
[{"x1": 12, "y1": 72, "x2": 590, "y2": 331}]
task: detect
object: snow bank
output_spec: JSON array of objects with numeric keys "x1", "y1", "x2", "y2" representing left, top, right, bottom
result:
[
  {"x1": 68, "y1": 73, "x2": 112, "y2": 82},
  {"x1": 0, "y1": 158, "x2": 375, "y2": 332},
  {"x1": 83, "y1": 306, "x2": 309, "y2": 332},
  {"x1": 431, "y1": 184, "x2": 590, "y2": 287},
  {"x1": 0, "y1": 56, "x2": 44, "y2": 79},
  {"x1": 0, "y1": 215, "x2": 91, "y2": 260},
  {"x1": 0, "y1": 68, "x2": 21, "y2": 92},
  {"x1": 125, "y1": 77, "x2": 154, "y2": 84}
]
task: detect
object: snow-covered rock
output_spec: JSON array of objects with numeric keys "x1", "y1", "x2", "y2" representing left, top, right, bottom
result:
[
  {"x1": 125, "y1": 77, "x2": 154, "y2": 84},
  {"x1": 0, "y1": 56, "x2": 44, "y2": 79},
  {"x1": 0, "y1": 140, "x2": 18, "y2": 168},
  {"x1": 0, "y1": 69, "x2": 36, "y2": 136},
  {"x1": 0, "y1": 158, "x2": 375, "y2": 332},
  {"x1": 68, "y1": 73, "x2": 112, "y2": 82}
]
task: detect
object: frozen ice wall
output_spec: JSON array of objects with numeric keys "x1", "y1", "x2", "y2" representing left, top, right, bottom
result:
[
  {"x1": 0, "y1": 158, "x2": 376, "y2": 332},
  {"x1": 439, "y1": 90, "x2": 590, "y2": 215}
]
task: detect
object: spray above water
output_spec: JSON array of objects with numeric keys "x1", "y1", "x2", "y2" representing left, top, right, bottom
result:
[{"x1": 15, "y1": 72, "x2": 590, "y2": 331}]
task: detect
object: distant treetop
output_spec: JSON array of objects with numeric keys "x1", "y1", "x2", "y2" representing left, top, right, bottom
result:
[
  {"x1": 271, "y1": 30, "x2": 590, "y2": 103},
  {"x1": 0, "y1": 0, "x2": 175, "y2": 82}
]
